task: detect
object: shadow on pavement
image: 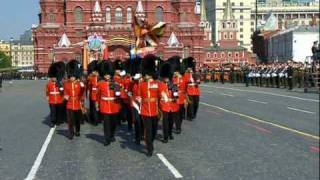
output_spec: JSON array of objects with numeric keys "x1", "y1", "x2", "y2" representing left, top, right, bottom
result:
[
  {"x1": 42, "y1": 116, "x2": 51, "y2": 127},
  {"x1": 56, "y1": 129, "x2": 70, "y2": 139},
  {"x1": 116, "y1": 125, "x2": 146, "y2": 155},
  {"x1": 85, "y1": 133, "x2": 105, "y2": 145}
]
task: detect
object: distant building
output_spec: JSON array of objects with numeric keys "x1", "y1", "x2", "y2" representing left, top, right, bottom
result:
[
  {"x1": 0, "y1": 41, "x2": 11, "y2": 57},
  {"x1": 267, "y1": 26, "x2": 319, "y2": 62},
  {"x1": 11, "y1": 42, "x2": 35, "y2": 68},
  {"x1": 205, "y1": 0, "x2": 256, "y2": 67}
]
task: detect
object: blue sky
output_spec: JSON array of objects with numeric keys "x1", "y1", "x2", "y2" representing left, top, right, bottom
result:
[{"x1": 0, "y1": 0, "x2": 39, "y2": 40}]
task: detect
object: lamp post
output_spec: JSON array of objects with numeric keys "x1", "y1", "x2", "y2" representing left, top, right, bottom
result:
[{"x1": 9, "y1": 37, "x2": 14, "y2": 82}]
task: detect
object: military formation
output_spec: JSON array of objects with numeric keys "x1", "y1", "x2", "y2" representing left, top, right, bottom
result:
[
  {"x1": 45, "y1": 55, "x2": 201, "y2": 157},
  {"x1": 200, "y1": 61, "x2": 320, "y2": 90}
]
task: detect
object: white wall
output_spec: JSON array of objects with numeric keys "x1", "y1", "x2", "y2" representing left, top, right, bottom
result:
[{"x1": 292, "y1": 32, "x2": 319, "y2": 63}]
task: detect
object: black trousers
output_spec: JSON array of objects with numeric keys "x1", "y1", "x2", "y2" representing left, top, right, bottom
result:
[
  {"x1": 142, "y1": 116, "x2": 158, "y2": 153},
  {"x1": 176, "y1": 104, "x2": 185, "y2": 130},
  {"x1": 49, "y1": 103, "x2": 63, "y2": 125},
  {"x1": 132, "y1": 108, "x2": 144, "y2": 143},
  {"x1": 288, "y1": 77, "x2": 293, "y2": 90},
  {"x1": 162, "y1": 111, "x2": 178, "y2": 140},
  {"x1": 187, "y1": 96, "x2": 200, "y2": 120},
  {"x1": 89, "y1": 99, "x2": 99, "y2": 124},
  {"x1": 101, "y1": 113, "x2": 118, "y2": 143},
  {"x1": 120, "y1": 103, "x2": 132, "y2": 129},
  {"x1": 67, "y1": 110, "x2": 82, "y2": 137}
]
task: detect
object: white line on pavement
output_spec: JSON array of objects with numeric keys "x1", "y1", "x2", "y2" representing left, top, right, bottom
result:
[
  {"x1": 200, "y1": 102, "x2": 320, "y2": 140},
  {"x1": 200, "y1": 85, "x2": 319, "y2": 103},
  {"x1": 157, "y1": 153, "x2": 183, "y2": 179},
  {"x1": 247, "y1": 99, "x2": 268, "y2": 104},
  {"x1": 220, "y1": 93, "x2": 234, "y2": 97},
  {"x1": 25, "y1": 126, "x2": 56, "y2": 180},
  {"x1": 287, "y1": 107, "x2": 315, "y2": 114}
]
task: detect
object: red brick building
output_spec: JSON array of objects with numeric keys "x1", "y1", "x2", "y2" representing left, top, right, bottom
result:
[
  {"x1": 204, "y1": 0, "x2": 256, "y2": 67},
  {"x1": 33, "y1": 0, "x2": 211, "y2": 73}
]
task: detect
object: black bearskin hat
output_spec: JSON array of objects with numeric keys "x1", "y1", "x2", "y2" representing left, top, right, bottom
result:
[
  {"x1": 48, "y1": 63, "x2": 59, "y2": 78},
  {"x1": 55, "y1": 61, "x2": 66, "y2": 81},
  {"x1": 98, "y1": 60, "x2": 114, "y2": 77},
  {"x1": 123, "y1": 59, "x2": 132, "y2": 75},
  {"x1": 183, "y1": 56, "x2": 196, "y2": 71},
  {"x1": 66, "y1": 60, "x2": 81, "y2": 79},
  {"x1": 114, "y1": 59, "x2": 123, "y2": 70},
  {"x1": 132, "y1": 57, "x2": 142, "y2": 76},
  {"x1": 159, "y1": 62, "x2": 173, "y2": 79},
  {"x1": 142, "y1": 54, "x2": 157, "y2": 77},
  {"x1": 88, "y1": 60, "x2": 99, "y2": 75},
  {"x1": 168, "y1": 56, "x2": 181, "y2": 73}
]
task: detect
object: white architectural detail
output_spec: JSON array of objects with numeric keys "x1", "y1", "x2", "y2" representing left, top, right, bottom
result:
[
  {"x1": 58, "y1": 33, "x2": 71, "y2": 47},
  {"x1": 167, "y1": 32, "x2": 180, "y2": 47}
]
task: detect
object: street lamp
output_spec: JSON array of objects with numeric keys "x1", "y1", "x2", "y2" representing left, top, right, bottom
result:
[{"x1": 9, "y1": 37, "x2": 14, "y2": 82}]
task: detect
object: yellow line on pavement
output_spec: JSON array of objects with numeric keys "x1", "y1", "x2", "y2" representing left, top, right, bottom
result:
[{"x1": 200, "y1": 102, "x2": 320, "y2": 140}]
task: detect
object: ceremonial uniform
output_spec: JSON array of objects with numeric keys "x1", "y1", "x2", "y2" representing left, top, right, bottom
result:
[
  {"x1": 97, "y1": 60, "x2": 121, "y2": 146},
  {"x1": 46, "y1": 79, "x2": 64, "y2": 126},
  {"x1": 172, "y1": 75, "x2": 186, "y2": 132},
  {"x1": 131, "y1": 77, "x2": 144, "y2": 144},
  {"x1": 87, "y1": 73, "x2": 99, "y2": 125},
  {"x1": 64, "y1": 60, "x2": 85, "y2": 139},
  {"x1": 184, "y1": 71, "x2": 200, "y2": 120}
]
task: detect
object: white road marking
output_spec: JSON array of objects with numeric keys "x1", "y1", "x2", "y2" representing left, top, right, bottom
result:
[
  {"x1": 157, "y1": 153, "x2": 183, "y2": 178},
  {"x1": 200, "y1": 102, "x2": 319, "y2": 140},
  {"x1": 25, "y1": 126, "x2": 56, "y2": 180},
  {"x1": 220, "y1": 93, "x2": 234, "y2": 97},
  {"x1": 247, "y1": 99, "x2": 268, "y2": 104},
  {"x1": 200, "y1": 85, "x2": 319, "y2": 103},
  {"x1": 287, "y1": 107, "x2": 315, "y2": 114}
]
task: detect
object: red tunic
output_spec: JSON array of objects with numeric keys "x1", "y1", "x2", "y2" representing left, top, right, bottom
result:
[
  {"x1": 46, "y1": 80, "x2": 64, "y2": 104},
  {"x1": 87, "y1": 74, "x2": 98, "y2": 101},
  {"x1": 63, "y1": 80, "x2": 85, "y2": 110},
  {"x1": 131, "y1": 79, "x2": 142, "y2": 108},
  {"x1": 159, "y1": 81, "x2": 179, "y2": 112},
  {"x1": 139, "y1": 80, "x2": 161, "y2": 117},
  {"x1": 183, "y1": 72, "x2": 201, "y2": 96},
  {"x1": 96, "y1": 80, "x2": 121, "y2": 114},
  {"x1": 172, "y1": 75, "x2": 187, "y2": 105}
]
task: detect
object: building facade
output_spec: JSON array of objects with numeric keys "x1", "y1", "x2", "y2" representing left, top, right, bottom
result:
[
  {"x1": 205, "y1": 0, "x2": 256, "y2": 67},
  {"x1": 212, "y1": 0, "x2": 319, "y2": 51},
  {"x1": 0, "y1": 41, "x2": 11, "y2": 57},
  {"x1": 267, "y1": 26, "x2": 319, "y2": 62},
  {"x1": 33, "y1": 0, "x2": 211, "y2": 73},
  {"x1": 11, "y1": 43, "x2": 35, "y2": 67}
]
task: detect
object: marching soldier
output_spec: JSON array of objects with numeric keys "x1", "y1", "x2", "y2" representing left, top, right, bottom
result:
[
  {"x1": 170, "y1": 56, "x2": 186, "y2": 134},
  {"x1": 45, "y1": 62, "x2": 65, "y2": 127},
  {"x1": 139, "y1": 54, "x2": 162, "y2": 157},
  {"x1": 64, "y1": 60, "x2": 85, "y2": 139},
  {"x1": 87, "y1": 60, "x2": 100, "y2": 125},
  {"x1": 96, "y1": 60, "x2": 121, "y2": 146},
  {"x1": 184, "y1": 57, "x2": 201, "y2": 120},
  {"x1": 287, "y1": 61, "x2": 294, "y2": 90},
  {"x1": 159, "y1": 62, "x2": 179, "y2": 143},
  {"x1": 0, "y1": 73, "x2": 3, "y2": 88},
  {"x1": 130, "y1": 64, "x2": 144, "y2": 145}
]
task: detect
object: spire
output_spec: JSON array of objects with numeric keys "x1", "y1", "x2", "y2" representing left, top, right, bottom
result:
[
  {"x1": 167, "y1": 32, "x2": 179, "y2": 47},
  {"x1": 223, "y1": 0, "x2": 234, "y2": 20},
  {"x1": 93, "y1": 0, "x2": 101, "y2": 13},
  {"x1": 58, "y1": 33, "x2": 71, "y2": 48},
  {"x1": 200, "y1": 0, "x2": 207, "y2": 22},
  {"x1": 136, "y1": 1, "x2": 144, "y2": 14}
]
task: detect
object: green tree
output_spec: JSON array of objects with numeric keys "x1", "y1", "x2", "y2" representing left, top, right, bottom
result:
[{"x1": 0, "y1": 51, "x2": 12, "y2": 69}]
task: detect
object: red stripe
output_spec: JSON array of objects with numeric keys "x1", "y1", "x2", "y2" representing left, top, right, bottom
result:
[
  {"x1": 310, "y1": 146, "x2": 320, "y2": 153},
  {"x1": 247, "y1": 123, "x2": 272, "y2": 134}
]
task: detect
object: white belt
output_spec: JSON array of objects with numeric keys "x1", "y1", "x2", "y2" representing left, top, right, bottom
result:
[
  {"x1": 92, "y1": 87, "x2": 97, "y2": 91},
  {"x1": 101, "y1": 97, "x2": 116, "y2": 101},
  {"x1": 50, "y1": 92, "x2": 60, "y2": 95}
]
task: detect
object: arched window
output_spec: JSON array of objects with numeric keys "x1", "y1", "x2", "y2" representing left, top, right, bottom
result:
[
  {"x1": 229, "y1": 32, "x2": 233, "y2": 39},
  {"x1": 106, "y1": 7, "x2": 111, "y2": 23},
  {"x1": 49, "y1": 13, "x2": 56, "y2": 23},
  {"x1": 127, "y1": 7, "x2": 132, "y2": 23},
  {"x1": 115, "y1": 7, "x2": 122, "y2": 24},
  {"x1": 156, "y1": 7, "x2": 164, "y2": 22},
  {"x1": 74, "y1": 7, "x2": 83, "y2": 23}
]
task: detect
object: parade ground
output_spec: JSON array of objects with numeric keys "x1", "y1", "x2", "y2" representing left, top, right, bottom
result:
[{"x1": 0, "y1": 80, "x2": 319, "y2": 180}]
